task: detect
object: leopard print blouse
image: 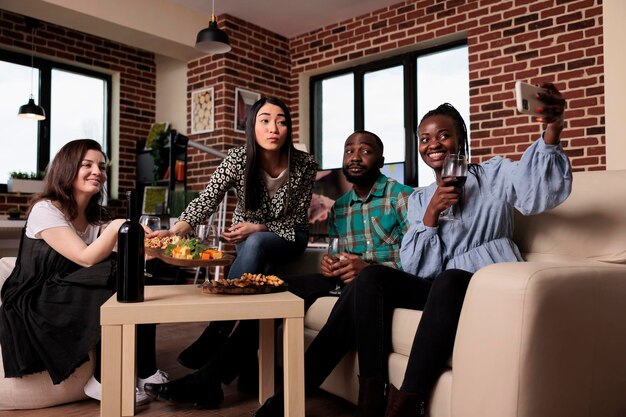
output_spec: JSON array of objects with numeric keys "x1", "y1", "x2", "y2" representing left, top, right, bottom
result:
[{"x1": 179, "y1": 145, "x2": 318, "y2": 242}]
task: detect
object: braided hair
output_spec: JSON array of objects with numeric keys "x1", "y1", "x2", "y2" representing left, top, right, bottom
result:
[{"x1": 419, "y1": 103, "x2": 482, "y2": 180}]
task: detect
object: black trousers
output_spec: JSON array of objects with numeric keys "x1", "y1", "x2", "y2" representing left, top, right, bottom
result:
[
  {"x1": 282, "y1": 273, "x2": 339, "y2": 311},
  {"x1": 95, "y1": 323, "x2": 157, "y2": 380},
  {"x1": 303, "y1": 265, "x2": 472, "y2": 399}
]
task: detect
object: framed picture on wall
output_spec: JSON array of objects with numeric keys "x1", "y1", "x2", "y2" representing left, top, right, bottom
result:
[
  {"x1": 234, "y1": 88, "x2": 261, "y2": 133},
  {"x1": 191, "y1": 87, "x2": 214, "y2": 134},
  {"x1": 142, "y1": 186, "x2": 169, "y2": 215},
  {"x1": 144, "y1": 122, "x2": 169, "y2": 150}
]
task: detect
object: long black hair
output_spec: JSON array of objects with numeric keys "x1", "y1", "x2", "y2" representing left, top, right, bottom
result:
[
  {"x1": 419, "y1": 103, "x2": 482, "y2": 179},
  {"x1": 243, "y1": 96, "x2": 295, "y2": 213}
]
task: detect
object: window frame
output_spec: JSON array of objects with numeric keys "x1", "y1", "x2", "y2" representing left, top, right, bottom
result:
[
  {"x1": 1, "y1": 48, "x2": 112, "y2": 182},
  {"x1": 309, "y1": 40, "x2": 467, "y2": 187}
]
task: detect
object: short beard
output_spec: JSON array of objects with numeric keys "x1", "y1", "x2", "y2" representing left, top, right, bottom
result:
[{"x1": 342, "y1": 166, "x2": 380, "y2": 186}]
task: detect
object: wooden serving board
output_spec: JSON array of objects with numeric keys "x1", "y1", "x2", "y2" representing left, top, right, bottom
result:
[
  {"x1": 144, "y1": 247, "x2": 234, "y2": 267},
  {"x1": 201, "y1": 282, "x2": 288, "y2": 295}
]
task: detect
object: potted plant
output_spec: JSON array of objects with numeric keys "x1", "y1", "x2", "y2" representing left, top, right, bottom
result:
[
  {"x1": 7, "y1": 207, "x2": 22, "y2": 220},
  {"x1": 7, "y1": 171, "x2": 45, "y2": 194}
]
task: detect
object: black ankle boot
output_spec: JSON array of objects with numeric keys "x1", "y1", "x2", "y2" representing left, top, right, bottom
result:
[
  {"x1": 356, "y1": 375, "x2": 388, "y2": 417},
  {"x1": 253, "y1": 391, "x2": 284, "y2": 417},
  {"x1": 178, "y1": 320, "x2": 235, "y2": 369},
  {"x1": 384, "y1": 384, "x2": 426, "y2": 417},
  {"x1": 144, "y1": 374, "x2": 224, "y2": 408}
]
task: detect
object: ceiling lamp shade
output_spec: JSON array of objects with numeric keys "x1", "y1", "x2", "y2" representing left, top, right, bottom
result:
[
  {"x1": 195, "y1": 0, "x2": 231, "y2": 55},
  {"x1": 18, "y1": 17, "x2": 46, "y2": 121},
  {"x1": 18, "y1": 96, "x2": 46, "y2": 120}
]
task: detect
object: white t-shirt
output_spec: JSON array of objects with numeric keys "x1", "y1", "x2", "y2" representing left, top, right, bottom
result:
[
  {"x1": 26, "y1": 200, "x2": 100, "y2": 244},
  {"x1": 261, "y1": 168, "x2": 288, "y2": 198}
]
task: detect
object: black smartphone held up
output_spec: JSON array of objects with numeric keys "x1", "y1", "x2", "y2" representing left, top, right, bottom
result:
[{"x1": 515, "y1": 81, "x2": 546, "y2": 117}]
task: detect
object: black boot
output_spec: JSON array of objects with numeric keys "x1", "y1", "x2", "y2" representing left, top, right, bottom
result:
[
  {"x1": 356, "y1": 375, "x2": 388, "y2": 417},
  {"x1": 144, "y1": 374, "x2": 223, "y2": 408},
  {"x1": 384, "y1": 384, "x2": 425, "y2": 417},
  {"x1": 253, "y1": 390, "x2": 284, "y2": 417},
  {"x1": 177, "y1": 320, "x2": 235, "y2": 369},
  {"x1": 236, "y1": 352, "x2": 259, "y2": 394}
]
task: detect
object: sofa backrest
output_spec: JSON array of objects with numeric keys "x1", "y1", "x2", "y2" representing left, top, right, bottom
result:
[
  {"x1": 0, "y1": 257, "x2": 16, "y2": 308},
  {"x1": 513, "y1": 169, "x2": 626, "y2": 264}
]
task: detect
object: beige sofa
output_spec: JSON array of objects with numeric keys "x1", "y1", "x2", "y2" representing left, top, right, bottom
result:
[{"x1": 293, "y1": 169, "x2": 626, "y2": 417}]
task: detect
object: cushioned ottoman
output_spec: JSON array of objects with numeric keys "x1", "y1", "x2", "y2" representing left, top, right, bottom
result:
[{"x1": 0, "y1": 257, "x2": 94, "y2": 410}]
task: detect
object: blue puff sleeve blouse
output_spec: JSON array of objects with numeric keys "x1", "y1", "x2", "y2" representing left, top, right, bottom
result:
[{"x1": 400, "y1": 136, "x2": 572, "y2": 279}]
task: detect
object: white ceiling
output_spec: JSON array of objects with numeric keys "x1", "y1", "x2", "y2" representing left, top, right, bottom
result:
[
  {"x1": 0, "y1": 0, "x2": 405, "y2": 61},
  {"x1": 172, "y1": 0, "x2": 404, "y2": 38}
]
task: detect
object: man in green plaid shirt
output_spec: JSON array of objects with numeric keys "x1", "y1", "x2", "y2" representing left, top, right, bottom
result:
[{"x1": 284, "y1": 130, "x2": 414, "y2": 308}]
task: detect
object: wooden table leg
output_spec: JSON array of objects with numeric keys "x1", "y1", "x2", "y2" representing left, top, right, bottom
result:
[
  {"x1": 121, "y1": 324, "x2": 136, "y2": 416},
  {"x1": 101, "y1": 325, "x2": 122, "y2": 417},
  {"x1": 258, "y1": 319, "x2": 275, "y2": 404},
  {"x1": 283, "y1": 317, "x2": 304, "y2": 417}
]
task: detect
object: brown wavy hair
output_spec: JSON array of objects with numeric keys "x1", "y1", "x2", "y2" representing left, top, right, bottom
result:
[{"x1": 29, "y1": 139, "x2": 111, "y2": 224}]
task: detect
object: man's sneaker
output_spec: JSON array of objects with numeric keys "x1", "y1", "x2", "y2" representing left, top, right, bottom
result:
[
  {"x1": 84, "y1": 374, "x2": 153, "y2": 406},
  {"x1": 137, "y1": 369, "x2": 170, "y2": 395}
]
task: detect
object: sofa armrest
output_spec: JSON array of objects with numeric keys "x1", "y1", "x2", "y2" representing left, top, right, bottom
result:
[
  {"x1": 272, "y1": 247, "x2": 325, "y2": 276},
  {"x1": 452, "y1": 261, "x2": 626, "y2": 417}
]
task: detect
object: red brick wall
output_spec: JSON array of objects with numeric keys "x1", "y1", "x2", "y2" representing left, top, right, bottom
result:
[
  {"x1": 288, "y1": 0, "x2": 605, "y2": 172},
  {"x1": 0, "y1": 9, "x2": 156, "y2": 216},
  {"x1": 185, "y1": 15, "x2": 292, "y2": 191}
]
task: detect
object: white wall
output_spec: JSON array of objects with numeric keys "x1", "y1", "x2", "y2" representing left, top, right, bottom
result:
[
  {"x1": 603, "y1": 0, "x2": 626, "y2": 170},
  {"x1": 156, "y1": 56, "x2": 188, "y2": 135}
]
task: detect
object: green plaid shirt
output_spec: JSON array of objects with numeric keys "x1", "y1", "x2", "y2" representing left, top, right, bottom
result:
[{"x1": 329, "y1": 174, "x2": 414, "y2": 270}]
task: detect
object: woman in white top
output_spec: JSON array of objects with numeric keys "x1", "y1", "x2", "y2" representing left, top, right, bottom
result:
[{"x1": 0, "y1": 139, "x2": 167, "y2": 404}]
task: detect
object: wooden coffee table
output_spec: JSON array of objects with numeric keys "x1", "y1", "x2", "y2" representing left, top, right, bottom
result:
[{"x1": 100, "y1": 285, "x2": 304, "y2": 417}]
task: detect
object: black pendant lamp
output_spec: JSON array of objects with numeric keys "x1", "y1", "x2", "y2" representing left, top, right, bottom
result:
[
  {"x1": 18, "y1": 17, "x2": 46, "y2": 121},
  {"x1": 195, "y1": 0, "x2": 231, "y2": 55}
]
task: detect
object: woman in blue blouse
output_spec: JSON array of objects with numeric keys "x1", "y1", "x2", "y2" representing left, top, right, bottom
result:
[
  {"x1": 379, "y1": 84, "x2": 570, "y2": 417},
  {"x1": 253, "y1": 83, "x2": 571, "y2": 417}
]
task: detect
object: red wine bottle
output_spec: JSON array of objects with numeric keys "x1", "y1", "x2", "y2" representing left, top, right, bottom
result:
[{"x1": 117, "y1": 191, "x2": 144, "y2": 302}]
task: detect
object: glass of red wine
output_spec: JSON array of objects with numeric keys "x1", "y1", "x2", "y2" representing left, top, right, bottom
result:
[{"x1": 440, "y1": 154, "x2": 468, "y2": 221}]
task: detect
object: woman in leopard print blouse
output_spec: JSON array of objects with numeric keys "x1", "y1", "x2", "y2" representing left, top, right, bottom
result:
[
  {"x1": 159, "y1": 96, "x2": 317, "y2": 277},
  {"x1": 145, "y1": 98, "x2": 318, "y2": 408}
]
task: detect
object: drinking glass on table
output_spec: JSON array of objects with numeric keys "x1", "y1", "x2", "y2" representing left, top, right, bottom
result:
[
  {"x1": 328, "y1": 237, "x2": 347, "y2": 295},
  {"x1": 139, "y1": 215, "x2": 161, "y2": 278},
  {"x1": 440, "y1": 154, "x2": 468, "y2": 221}
]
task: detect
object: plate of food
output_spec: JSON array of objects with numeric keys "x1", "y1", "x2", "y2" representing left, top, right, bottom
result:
[
  {"x1": 144, "y1": 236, "x2": 234, "y2": 267},
  {"x1": 202, "y1": 273, "x2": 287, "y2": 295}
]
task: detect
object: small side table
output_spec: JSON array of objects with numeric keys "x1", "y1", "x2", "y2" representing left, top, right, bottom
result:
[{"x1": 100, "y1": 285, "x2": 304, "y2": 417}]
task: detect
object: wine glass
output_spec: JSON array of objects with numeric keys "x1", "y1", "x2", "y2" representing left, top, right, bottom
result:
[
  {"x1": 327, "y1": 237, "x2": 347, "y2": 295},
  {"x1": 195, "y1": 224, "x2": 217, "y2": 248},
  {"x1": 440, "y1": 154, "x2": 468, "y2": 221},
  {"x1": 139, "y1": 215, "x2": 161, "y2": 278},
  {"x1": 194, "y1": 223, "x2": 217, "y2": 284}
]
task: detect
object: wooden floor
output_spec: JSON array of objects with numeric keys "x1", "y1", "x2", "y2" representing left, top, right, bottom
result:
[{"x1": 0, "y1": 321, "x2": 355, "y2": 417}]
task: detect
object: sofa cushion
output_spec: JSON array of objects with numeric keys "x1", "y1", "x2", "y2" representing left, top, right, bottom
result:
[
  {"x1": 0, "y1": 257, "x2": 16, "y2": 298},
  {"x1": 0, "y1": 257, "x2": 93, "y2": 410},
  {"x1": 514, "y1": 169, "x2": 626, "y2": 264}
]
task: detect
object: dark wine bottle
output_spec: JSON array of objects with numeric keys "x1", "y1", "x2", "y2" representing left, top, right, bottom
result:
[{"x1": 117, "y1": 191, "x2": 144, "y2": 302}]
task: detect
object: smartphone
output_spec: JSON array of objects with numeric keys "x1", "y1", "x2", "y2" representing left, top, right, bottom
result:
[{"x1": 515, "y1": 81, "x2": 546, "y2": 117}]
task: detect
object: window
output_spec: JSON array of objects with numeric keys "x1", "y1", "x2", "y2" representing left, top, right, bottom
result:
[
  {"x1": 0, "y1": 49, "x2": 111, "y2": 184},
  {"x1": 311, "y1": 43, "x2": 469, "y2": 187}
]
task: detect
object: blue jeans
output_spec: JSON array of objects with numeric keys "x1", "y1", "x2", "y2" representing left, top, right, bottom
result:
[{"x1": 227, "y1": 230, "x2": 309, "y2": 279}]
